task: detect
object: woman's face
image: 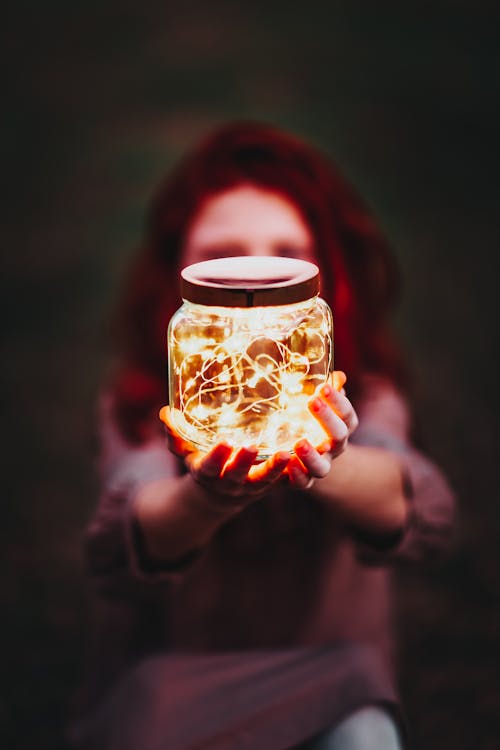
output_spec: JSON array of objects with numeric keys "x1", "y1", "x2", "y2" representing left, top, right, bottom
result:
[{"x1": 180, "y1": 184, "x2": 316, "y2": 269}]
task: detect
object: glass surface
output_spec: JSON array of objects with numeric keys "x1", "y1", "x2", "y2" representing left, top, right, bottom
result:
[{"x1": 168, "y1": 296, "x2": 333, "y2": 458}]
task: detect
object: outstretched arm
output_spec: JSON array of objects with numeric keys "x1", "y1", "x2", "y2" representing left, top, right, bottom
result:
[
  {"x1": 86, "y1": 392, "x2": 288, "y2": 592},
  {"x1": 134, "y1": 435, "x2": 289, "y2": 565},
  {"x1": 310, "y1": 442, "x2": 408, "y2": 536},
  {"x1": 289, "y1": 378, "x2": 407, "y2": 536},
  {"x1": 287, "y1": 373, "x2": 455, "y2": 562}
]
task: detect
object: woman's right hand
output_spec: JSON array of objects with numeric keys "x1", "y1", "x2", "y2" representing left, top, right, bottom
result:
[{"x1": 159, "y1": 406, "x2": 290, "y2": 513}]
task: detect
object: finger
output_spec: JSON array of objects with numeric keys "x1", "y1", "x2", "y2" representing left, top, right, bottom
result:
[
  {"x1": 159, "y1": 405, "x2": 180, "y2": 434},
  {"x1": 190, "y1": 442, "x2": 233, "y2": 479},
  {"x1": 319, "y1": 384, "x2": 359, "y2": 434},
  {"x1": 159, "y1": 406, "x2": 195, "y2": 456},
  {"x1": 168, "y1": 431, "x2": 193, "y2": 457},
  {"x1": 333, "y1": 371, "x2": 347, "y2": 391},
  {"x1": 287, "y1": 456, "x2": 315, "y2": 490},
  {"x1": 221, "y1": 446, "x2": 258, "y2": 483},
  {"x1": 166, "y1": 430, "x2": 193, "y2": 458},
  {"x1": 248, "y1": 450, "x2": 290, "y2": 484},
  {"x1": 316, "y1": 439, "x2": 333, "y2": 455},
  {"x1": 309, "y1": 397, "x2": 349, "y2": 443},
  {"x1": 294, "y1": 440, "x2": 331, "y2": 478}
]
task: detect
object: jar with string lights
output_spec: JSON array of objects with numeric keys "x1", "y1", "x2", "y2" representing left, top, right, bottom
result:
[{"x1": 167, "y1": 256, "x2": 333, "y2": 459}]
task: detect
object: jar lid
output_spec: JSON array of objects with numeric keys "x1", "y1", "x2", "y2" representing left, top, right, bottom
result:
[{"x1": 180, "y1": 256, "x2": 320, "y2": 307}]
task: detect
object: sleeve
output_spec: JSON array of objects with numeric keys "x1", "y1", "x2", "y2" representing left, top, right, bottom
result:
[
  {"x1": 348, "y1": 374, "x2": 457, "y2": 566},
  {"x1": 83, "y1": 392, "x2": 198, "y2": 597}
]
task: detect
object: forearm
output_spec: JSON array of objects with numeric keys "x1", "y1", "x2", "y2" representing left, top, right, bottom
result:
[
  {"x1": 134, "y1": 473, "x2": 236, "y2": 565},
  {"x1": 311, "y1": 443, "x2": 408, "y2": 537}
]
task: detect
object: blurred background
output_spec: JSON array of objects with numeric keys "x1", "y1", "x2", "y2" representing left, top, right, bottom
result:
[{"x1": 3, "y1": 1, "x2": 499, "y2": 748}]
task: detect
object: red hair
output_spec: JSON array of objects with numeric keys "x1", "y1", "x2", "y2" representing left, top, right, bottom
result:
[{"x1": 110, "y1": 121, "x2": 407, "y2": 443}]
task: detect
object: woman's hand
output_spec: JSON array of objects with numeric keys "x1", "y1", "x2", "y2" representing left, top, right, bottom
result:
[
  {"x1": 159, "y1": 368, "x2": 357, "y2": 501},
  {"x1": 286, "y1": 371, "x2": 359, "y2": 491},
  {"x1": 159, "y1": 406, "x2": 290, "y2": 513}
]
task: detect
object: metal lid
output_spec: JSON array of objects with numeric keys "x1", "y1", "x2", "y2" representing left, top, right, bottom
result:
[{"x1": 180, "y1": 256, "x2": 320, "y2": 307}]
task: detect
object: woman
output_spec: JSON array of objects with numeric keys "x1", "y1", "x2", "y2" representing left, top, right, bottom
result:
[{"x1": 76, "y1": 122, "x2": 455, "y2": 749}]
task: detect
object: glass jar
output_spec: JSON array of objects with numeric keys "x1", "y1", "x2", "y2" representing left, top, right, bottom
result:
[{"x1": 168, "y1": 256, "x2": 333, "y2": 458}]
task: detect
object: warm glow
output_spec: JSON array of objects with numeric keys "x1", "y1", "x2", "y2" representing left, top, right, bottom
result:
[{"x1": 168, "y1": 297, "x2": 333, "y2": 458}]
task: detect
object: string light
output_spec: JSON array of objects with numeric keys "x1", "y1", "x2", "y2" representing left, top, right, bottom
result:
[{"x1": 168, "y1": 297, "x2": 333, "y2": 458}]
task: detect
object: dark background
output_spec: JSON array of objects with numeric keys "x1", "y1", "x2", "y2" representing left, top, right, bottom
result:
[{"x1": 3, "y1": 2, "x2": 499, "y2": 748}]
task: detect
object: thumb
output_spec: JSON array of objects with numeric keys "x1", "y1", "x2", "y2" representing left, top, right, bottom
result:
[
  {"x1": 333, "y1": 371, "x2": 347, "y2": 391},
  {"x1": 159, "y1": 405, "x2": 195, "y2": 458}
]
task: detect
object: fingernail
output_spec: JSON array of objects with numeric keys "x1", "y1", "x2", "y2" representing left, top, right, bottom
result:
[
  {"x1": 322, "y1": 384, "x2": 332, "y2": 397},
  {"x1": 312, "y1": 398, "x2": 323, "y2": 412},
  {"x1": 214, "y1": 443, "x2": 231, "y2": 457},
  {"x1": 297, "y1": 439, "x2": 309, "y2": 454}
]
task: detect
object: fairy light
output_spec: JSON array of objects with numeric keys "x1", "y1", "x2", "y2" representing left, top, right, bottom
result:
[{"x1": 169, "y1": 297, "x2": 333, "y2": 457}]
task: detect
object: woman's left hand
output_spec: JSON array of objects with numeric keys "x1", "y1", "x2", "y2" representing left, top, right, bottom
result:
[{"x1": 286, "y1": 371, "x2": 359, "y2": 490}]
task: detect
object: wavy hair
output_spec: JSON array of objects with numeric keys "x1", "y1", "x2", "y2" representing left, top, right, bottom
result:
[{"x1": 109, "y1": 121, "x2": 408, "y2": 442}]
